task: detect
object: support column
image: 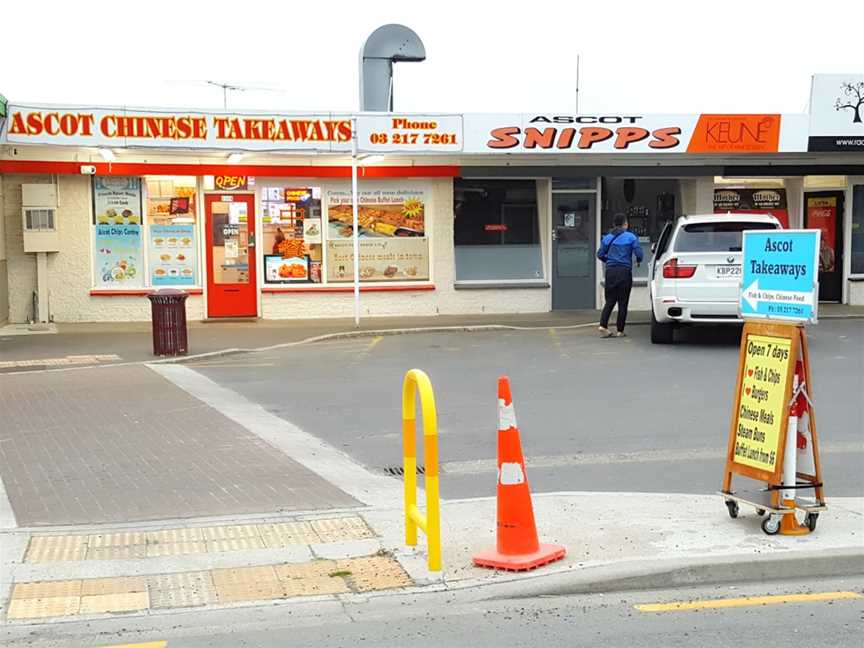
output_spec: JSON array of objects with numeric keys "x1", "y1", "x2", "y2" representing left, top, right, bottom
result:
[
  {"x1": 681, "y1": 177, "x2": 715, "y2": 214},
  {"x1": 785, "y1": 177, "x2": 804, "y2": 228},
  {"x1": 36, "y1": 251, "x2": 49, "y2": 323}
]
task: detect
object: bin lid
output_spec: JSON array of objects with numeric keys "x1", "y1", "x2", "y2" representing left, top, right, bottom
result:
[{"x1": 147, "y1": 288, "x2": 189, "y2": 302}]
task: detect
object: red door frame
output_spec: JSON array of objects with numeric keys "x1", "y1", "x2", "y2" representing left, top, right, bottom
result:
[{"x1": 204, "y1": 193, "x2": 258, "y2": 317}]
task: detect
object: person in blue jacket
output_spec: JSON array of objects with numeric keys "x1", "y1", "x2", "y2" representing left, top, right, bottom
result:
[{"x1": 597, "y1": 213, "x2": 643, "y2": 337}]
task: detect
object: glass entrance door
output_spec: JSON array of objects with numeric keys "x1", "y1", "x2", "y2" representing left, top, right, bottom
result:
[
  {"x1": 205, "y1": 194, "x2": 257, "y2": 317},
  {"x1": 805, "y1": 191, "x2": 844, "y2": 302},
  {"x1": 552, "y1": 194, "x2": 596, "y2": 310}
]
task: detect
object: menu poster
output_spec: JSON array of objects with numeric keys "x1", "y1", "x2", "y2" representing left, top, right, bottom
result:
[
  {"x1": 265, "y1": 254, "x2": 309, "y2": 283},
  {"x1": 714, "y1": 188, "x2": 790, "y2": 228},
  {"x1": 93, "y1": 224, "x2": 143, "y2": 288},
  {"x1": 93, "y1": 177, "x2": 142, "y2": 225},
  {"x1": 326, "y1": 188, "x2": 426, "y2": 239},
  {"x1": 326, "y1": 238, "x2": 429, "y2": 282},
  {"x1": 150, "y1": 225, "x2": 196, "y2": 285}
]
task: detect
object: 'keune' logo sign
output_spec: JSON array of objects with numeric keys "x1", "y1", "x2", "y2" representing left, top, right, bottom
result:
[{"x1": 687, "y1": 115, "x2": 781, "y2": 153}]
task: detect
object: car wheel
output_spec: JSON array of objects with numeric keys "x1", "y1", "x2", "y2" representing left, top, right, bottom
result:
[{"x1": 650, "y1": 308, "x2": 674, "y2": 344}]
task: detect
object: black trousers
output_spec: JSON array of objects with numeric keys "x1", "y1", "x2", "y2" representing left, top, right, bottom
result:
[{"x1": 600, "y1": 266, "x2": 633, "y2": 332}]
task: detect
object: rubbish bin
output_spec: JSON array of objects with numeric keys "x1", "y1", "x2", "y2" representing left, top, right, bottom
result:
[{"x1": 147, "y1": 289, "x2": 188, "y2": 356}]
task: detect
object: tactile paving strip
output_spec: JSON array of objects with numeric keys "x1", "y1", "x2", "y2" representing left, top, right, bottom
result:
[
  {"x1": 25, "y1": 516, "x2": 377, "y2": 563},
  {"x1": 7, "y1": 553, "x2": 411, "y2": 622}
]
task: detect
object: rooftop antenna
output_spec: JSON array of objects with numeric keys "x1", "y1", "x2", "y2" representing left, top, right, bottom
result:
[{"x1": 204, "y1": 81, "x2": 286, "y2": 109}]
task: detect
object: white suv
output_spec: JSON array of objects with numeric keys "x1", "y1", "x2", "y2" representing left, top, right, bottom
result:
[{"x1": 648, "y1": 213, "x2": 782, "y2": 344}]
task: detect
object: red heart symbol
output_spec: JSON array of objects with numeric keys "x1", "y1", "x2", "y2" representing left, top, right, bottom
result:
[
  {"x1": 747, "y1": 369, "x2": 754, "y2": 377},
  {"x1": 745, "y1": 386, "x2": 751, "y2": 396}
]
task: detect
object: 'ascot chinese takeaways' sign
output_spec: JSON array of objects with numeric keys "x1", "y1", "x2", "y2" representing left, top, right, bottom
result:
[{"x1": 740, "y1": 229, "x2": 820, "y2": 323}]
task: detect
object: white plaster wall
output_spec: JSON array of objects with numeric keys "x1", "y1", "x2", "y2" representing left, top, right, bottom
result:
[
  {"x1": 3, "y1": 174, "x2": 204, "y2": 323},
  {"x1": 848, "y1": 281, "x2": 864, "y2": 306},
  {"x1": 6, "y1": 174, "x2": 549, "y2": 322},
  {"x1": 0, "y1": 174, "x2": 7, "y2": 323},
  {"x1": 3, "y1": 174, "x2": 39, "y2": 322}
]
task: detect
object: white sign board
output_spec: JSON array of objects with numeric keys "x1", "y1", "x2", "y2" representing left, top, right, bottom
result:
[
  {"x1": 808, "y1": 74, "x2": 864, "y2": 151},
  {"x1": 740, "y1": 229, "x2": 820, "y2": 323},
  {"x1": 357, "y1": 114, "x2": 462, "y2": 152},
  {"x1": 461, "y1": 113, "x2": 807, "y2": 154},
  {"x1": 2, "y1": 104, "x2": 354, "y2": 152}
]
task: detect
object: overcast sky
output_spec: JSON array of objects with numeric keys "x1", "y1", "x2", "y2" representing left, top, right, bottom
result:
[{"x1": 3, "y1": 0, "x2": 861, "y2": 114}]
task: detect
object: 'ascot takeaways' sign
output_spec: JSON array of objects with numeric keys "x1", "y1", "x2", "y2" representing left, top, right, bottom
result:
[{"x1": 740, "y1": 229, "x2": 820, "y2": 323}]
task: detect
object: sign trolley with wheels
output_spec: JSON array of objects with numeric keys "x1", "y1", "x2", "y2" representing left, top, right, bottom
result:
[{"x1": 721, "y1": 229, "x2": 826, "y2": 536}]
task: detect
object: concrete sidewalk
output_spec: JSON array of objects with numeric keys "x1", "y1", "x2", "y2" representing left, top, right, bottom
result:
[
  {"x1": 0, "y1": 311, "x2": 610, "y2": 372},
  {"x1": 376, "y1": 492, "x2": 864, "y2": 593},
  {"x1": 2, "y1": 492, "x2": 861, "y2": 626},
  {"x1": 3, "y1": 305, "x2": 863, "y2": 373}
]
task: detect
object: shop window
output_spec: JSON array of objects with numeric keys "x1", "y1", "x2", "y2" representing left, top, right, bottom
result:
[
  {"x1": 324, "y1": 187, "x2": 429, "y2": 282},
  {"x1": 92, "y1": 177, "x2": 145, "y2": 288},
  {"x1": 601, "y1": 178, "x2": 681, "y2": 280},
  {"x1": 261, "y1": 187, "x2": 323, "y2": 284},
  {"x1": 145, "y1": 177, "x2": 199, "y2": 286},
  {"x1": 453, "y1": 179, "x2": 542, "y2": 281},
  {"x1": 852, "y1": 185, "x2": 864, "y2": 275}
]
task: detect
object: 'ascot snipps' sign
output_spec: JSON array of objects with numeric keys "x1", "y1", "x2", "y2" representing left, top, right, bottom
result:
[{"x1": 740, "y1": 229, "x2": 820, "y2": 323}]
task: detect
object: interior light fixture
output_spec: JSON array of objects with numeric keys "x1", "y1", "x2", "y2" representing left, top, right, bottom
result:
[
  {"x1": 97, "y1": 148, "x2": 116, "y2": 162},
  {"x1": 227, "y1": 152, "x2": 245, "y2": 164}
]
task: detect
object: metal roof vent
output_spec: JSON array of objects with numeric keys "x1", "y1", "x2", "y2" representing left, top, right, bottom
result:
[{"x1": 359, "y1": 24, "x2": 426, "y2": 112}]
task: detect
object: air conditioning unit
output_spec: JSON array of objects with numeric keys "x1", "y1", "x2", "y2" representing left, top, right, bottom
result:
[{"x1": 22, "y1": 184, "x2": 59, "y2": 252}]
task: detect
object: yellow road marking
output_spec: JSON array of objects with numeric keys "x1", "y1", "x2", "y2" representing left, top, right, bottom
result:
[
  {"x1": 353, "y1": 335, "x2": 383, "y2": 363},
  {"x1": 367, "y1": 335, "x2": 383, "y2": 350},
  {"x1": 636, "y1": 591, "x2": 861, "y2": 612},
  {"x1": 547, "y1": 328, "x2": 570, "y2": 359}
]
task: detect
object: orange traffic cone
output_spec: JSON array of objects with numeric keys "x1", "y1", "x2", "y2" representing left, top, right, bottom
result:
[{"x1": 473, "y1": 376, "x2": 566, "y2": 571}]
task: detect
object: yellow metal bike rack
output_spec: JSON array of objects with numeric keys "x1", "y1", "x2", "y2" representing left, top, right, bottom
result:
[{"x1": 402, "y1": 369, "x2": 441, "y2": 572}]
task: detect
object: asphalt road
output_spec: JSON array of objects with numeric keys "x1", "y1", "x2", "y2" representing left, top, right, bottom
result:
[
  {"x1": 189, "y1": 319, "x2": 864, "y2": 498},
  {"x1": 10, "y1": 576, "x2": 858, "y2": 648},
  {"x1": 167, "y1": 577, "x2": 864, "y2": 648}
]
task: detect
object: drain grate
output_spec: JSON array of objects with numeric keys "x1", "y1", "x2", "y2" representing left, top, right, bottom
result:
[{"x1": 383, "y1": 465, "x2": 425, "y2": 477}]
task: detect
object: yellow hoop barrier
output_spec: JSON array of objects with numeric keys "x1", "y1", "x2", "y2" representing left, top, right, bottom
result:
[{"x1": 402, "y1": 369, "x2": 441, "y2": 572}]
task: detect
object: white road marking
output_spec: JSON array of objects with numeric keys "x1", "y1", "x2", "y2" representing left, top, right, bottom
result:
[
  {"x1": 442, "y1": 441, "x2": 864, "y2": 475},
  {"x1": 148, "y1": 364, "x2": 401, "y2": 508},
  {"x1": 0, "y1": 444, "x2": 17, "y2": 529}
]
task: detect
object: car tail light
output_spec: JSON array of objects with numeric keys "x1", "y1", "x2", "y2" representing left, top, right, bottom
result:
[{"x1": 662, "y1": 258, "x2": 697, "y2": 279}]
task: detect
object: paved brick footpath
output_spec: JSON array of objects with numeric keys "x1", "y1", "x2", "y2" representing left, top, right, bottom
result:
[
  {"x1": 5, "y1": 515, "x2": 411, "y2": 622},
  {"x1": 0, "y1": 365, "x2": 358, "y2": 526}
]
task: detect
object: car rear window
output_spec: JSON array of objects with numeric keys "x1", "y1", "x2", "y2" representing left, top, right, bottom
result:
[{"x1": 674, "y1": 222, "x2": 778, "y2": 252}]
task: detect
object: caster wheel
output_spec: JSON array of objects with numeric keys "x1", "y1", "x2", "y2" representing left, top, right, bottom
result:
[
  {"x1": 761, "y1": 515, "x2": 781, "y2": 535},
  {"x1": 805, "y1": 512, "x2": 819, "y2": 532},
  {"x1": 725, "y1": 500, "x2": 739, "y2": 519},
  {"x1": 756, "y1": 508, "x2": 766, "y2": 517}
]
